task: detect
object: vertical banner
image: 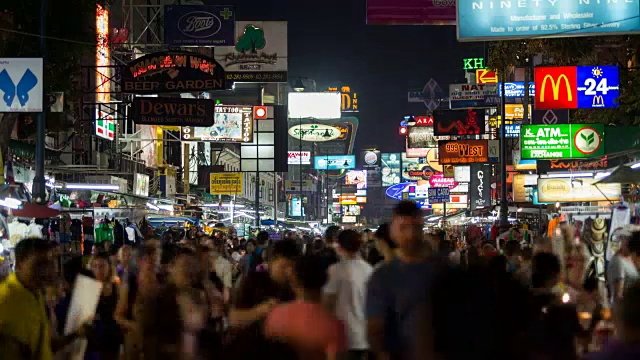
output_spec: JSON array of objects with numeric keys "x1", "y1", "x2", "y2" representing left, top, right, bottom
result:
[{"x1": 469, "y1": 164, "x2": 491, "y2": 210}]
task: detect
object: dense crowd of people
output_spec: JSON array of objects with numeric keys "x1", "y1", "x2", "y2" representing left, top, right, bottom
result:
[{"x1": 1, "y1": 200, "x2": 640, "y2": 359}]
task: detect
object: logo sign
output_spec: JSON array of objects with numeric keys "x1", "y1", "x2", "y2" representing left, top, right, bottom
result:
[
  {"x1": 537, "y1": 177, "x2": 621, "y2": 203},
  {"x1": 253, "y1": 106, "x2": 268, "y2": 119},
  {"x1": 402, "y1": 153, "x2": 434, "y2": 181},
  {"x1": 443, "y1": 165, "x2": 455, "y2": 178},
  {"x1": 0, "y1": 58, "x2": 43, "y2": 112},
  {"x1": 182, "y1": 105, "x2": 253, "y2": 142},
  {"x1": 463, "y1": 58, "x2": 485, "y2": 70},
  {"x1": 122, "y1": 51, "x2": 226, "y2": 94},
  {"x1": 214, "y1": 21, "x2": 288, "y2": 83},
  {"x1": 438, "y1": 140, "x2": 489, "y2": 164},
  {"x1": 327, "y1": 85, "x2": 359, "y2": 112},
  {"x1": 288, "y1": 123, "x2": 341, "y2": 142},
  {"x1": 164, "y1": 5, "x2": 235, "y2": 46},
  {"x1": 476, "y1": 68, "x2": 497, "y2": 83},
  {"x1": 457, "y1": 1, "x2": 640, "y2": 41},
  {"x1": 501, "y1": 124, "x2": 521, "y2": 139},
  {"x1": 96, "y1": 111, "x2": 115, "y2": 141},
  {"x1": 434, "y1": 109, "x2": 486, "y2": 136},
  {"x1": 361, "y1": 150, "x2": 381, "y2": 168},
  {"x1": 469, "y1": 164, "x2": 491, "y2": 210},
  {"x1": 407, "y1": 127, "x2": 437, "y2": 149},
  {"x1": 532, "y1": 109, "x2": 569, "y2": 125},
  {"x1": 454, "y1": 166, "x2": 471, "y2": 182},
  {"x1": 407, "y1": 78, "x2": 443, "y2": 110},
  {"x1": 284, "y1": 180, "x2": 313, "y2": 193},
  {"x1": 498, "y1": 82, "x2": 535, "y2": 98},
  {"x1": 346, "y1": 170, "x2": 368, "y2": 189},
  {"x1": 429, "y1": 173, "x2": 458, "y2": 189},
  {"x1": 287, "y1": 151, "x2": 311, "y2": 165},
  {"x1": 381, "y1": 153, "x2": 401, "y2": 187},
  {"x1": 403, "y1": 115, "x2": 434, "y2": 127},
  {"x1": 132, "y1": 97, "x2": 214, "y2": 126},
  {"x1": 537, "y1": 156, "x2": 621, "y2": 174},
  {"x1": 449, "y1": 83, "x2": 498, "y2": 109},
  {"x1": 428, "y1": 187, "x2": 450, "y2": 204},
  {"x1": 504, "y1": 104, "x2": 531, "y2": 120},
  {"x1": 521, "y1": 124, "x2": 604, "y2": 159},
  {"x1": 210, "y1": 172, "x2": 242, "y2": 195},
  {"x1": 536, "y1": 66, "x2": 620, "y2": 109},
  {"x1": 314, "y1": 155, "x2": 356, "y2": 170},
  {"x1": 366, "y1": 0, "x2": 456, "y2": 25}
]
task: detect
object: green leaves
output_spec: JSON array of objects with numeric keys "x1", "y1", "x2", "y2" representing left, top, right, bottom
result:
[{"x1": 587, "y1": 132, "x2": 595, "y2": 145}]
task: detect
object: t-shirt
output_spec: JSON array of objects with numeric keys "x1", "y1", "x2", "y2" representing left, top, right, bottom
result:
[
  {"x1": 324, "y1": 258, "x2": 373, "y2": 350},
  {"x1": 212, "y1": 256, "x2": 233, "y2": 289},
  {"x1": 366, "y1": 258, "x2": 433, "y2": 358},
  {"x1": 265, "y1": 301, "x2": 346, "y2": 359}
]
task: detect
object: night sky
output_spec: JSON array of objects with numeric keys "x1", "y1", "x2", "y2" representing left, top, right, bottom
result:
[{"x1": 219, "y1": 0, "x2": 485, "y2": 153}]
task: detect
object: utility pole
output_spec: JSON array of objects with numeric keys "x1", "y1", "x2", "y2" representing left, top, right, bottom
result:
[
  {"x1": 499, "y1": 69, "x2": 509, "y2": 229},
  {"x1": 33, "y1": 0, "x2": 48, "y2": 203}
]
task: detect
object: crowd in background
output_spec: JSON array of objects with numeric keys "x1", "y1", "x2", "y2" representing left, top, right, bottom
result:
[{"x1": 1, "y1": 200, "x2": 640, "y2": 359}]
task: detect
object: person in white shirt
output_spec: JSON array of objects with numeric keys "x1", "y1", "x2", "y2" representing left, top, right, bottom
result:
[
  {"x1": 211, "y1": 239, "x2": 233, "y2": 304},
  {"x1": 323, "y1": 229, "x2": 373, "y2": 360}
]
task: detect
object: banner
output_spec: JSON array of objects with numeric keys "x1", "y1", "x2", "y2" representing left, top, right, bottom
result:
[
  {"x1": 164, "y1": 5, "x2": 236, "y2": 46},
  {"x1": 122, "y1": 51, "x2": 227, "y2": 94},
  {"x1": 457, "y1": 1, "x2": 640, "y2": 41},
  {"x1": 210, "y1": 172, "x2": 242, "y2": 195},
  {"x1": 469, "y1": 164, "x2": 491, "y2": 210},
  {"x1": 407, "y1": 127, "x2": 437, "y2": 148},
  {"x1": 448, "y1": 84, "x2": 497, "y2": 109},
  {"x1": 438, "y1": 140, "x2": 489, "y2": 164},
  {"x1": 366, "y1": 0, "x2": 456, "y2": 25},
  {"x1": 214, "y1": 21, "x2": 288, "y2": 83},
  {"x1": 381, "y1": 153, "x2": 401, "y2": 187},
  {"x1": 537, "y1": 177, "x2": 621, "y2": 202},
  {"x1": 521, "y1": 124, "x2": 604, "y2": 159},
  {"x1": 0, "y1": 58, "x2": 43, "y2": 112},
  {"x1": 535, "y1": 66, "x2": 620, "y2": 109},
  {"x1": 132, "y1": 98, "x2": 214, "y2": 126},
  {"x1": 434, "y1": 109, "x2": 486, "y2": 136}
]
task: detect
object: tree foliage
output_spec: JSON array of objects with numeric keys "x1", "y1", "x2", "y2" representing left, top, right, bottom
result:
[{"x1": 488, "y1": 36, "x2": 640, "y2": 126}]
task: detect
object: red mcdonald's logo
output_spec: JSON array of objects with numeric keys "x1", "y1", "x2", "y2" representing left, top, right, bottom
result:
[{"x1": 534, "y1": 66, "x2": 578, "y2": 110}]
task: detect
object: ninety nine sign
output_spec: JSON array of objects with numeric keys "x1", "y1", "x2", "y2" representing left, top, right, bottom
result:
[
  {"x1": 521, "y1": 124, "x2": 604, "y2": 159},
  {"x1": 438, "y1": 140, "x2": 488, "y2": 165},
  {"x1": 535, "y1": 66, "x2": 620, "y2": 109}
]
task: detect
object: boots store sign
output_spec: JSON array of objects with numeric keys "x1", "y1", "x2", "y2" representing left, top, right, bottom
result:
[
  {"x1": 121, "y1": 51, "x2": 227, "y2": 94},
  {"x1": 164, "y1": 5, "x2": 236, "y2": 46}
]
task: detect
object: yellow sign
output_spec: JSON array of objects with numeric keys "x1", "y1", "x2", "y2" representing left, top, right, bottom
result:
[
  {"x1": 476, "y1": 69, "x2": 498, "y2": 84},
  {"x1": 540, "y1": 74, "x2": 572, "y2": 102},
  {"x1": 210, "y1": 173, "x2": 242, "y2": 195},
  {"x1": 504, "y1": 104, "x2": 532, "y2": 120},
  {"x1": 488, "y1": 116, "x2": 515, "y2": 127},
  {"x1": 327, "y1": 85, "x2": 358, "y2": 112}
]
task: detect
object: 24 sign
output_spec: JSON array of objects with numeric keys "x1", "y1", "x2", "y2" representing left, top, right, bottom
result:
[{"x1": 535, "y1": 66, "x2": 619, "y2": 110}]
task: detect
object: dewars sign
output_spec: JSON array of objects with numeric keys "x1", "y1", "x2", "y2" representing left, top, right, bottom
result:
[
  {"x1": 438, "y1": 140, "x2": 488, "y2": 164},
  {"x1": 521, "y1": 124, "x2": 604, "y2": 159},
  {"x1": 122, "y1": 51, "x2": 226, "y2": 94},
  {"x1": 164, "y1": 5, "x2": 236, "y2": 46},
  {"x1": 535, "y1": 66, "x2": 620, "y2": 109},
  {"x1": 132, "y1": 97, "x2": 214, "y2": 126},
  {"x1": 288, "y1": 124, "x2": 341, "y2": 142}
]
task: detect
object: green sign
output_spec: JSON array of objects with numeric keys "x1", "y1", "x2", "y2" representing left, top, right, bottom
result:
[
  {"x1": 463, "y1": 58, "x2": 485, "y2": 70},
  {"x1": 521, "y1": 124, "x2": 604, "y2": 159}
]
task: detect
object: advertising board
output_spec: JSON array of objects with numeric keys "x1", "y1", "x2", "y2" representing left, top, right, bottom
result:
[
  {"x1": 457, "y1": 1, "x2": 640, "y2": 41},
  {"x1": 345, "y1": 170, "x2": 368, "y2": 190},
  {"x1": 448, "y1": 83, "x2": 498, "y2": 109},
  {"x1": 438, "y1": 140, "x2": 489, "y2": 164},
  {"x1": 0, "y1": 58, "x2": 43, "y2": 112},
  {"x1": 287, "y1": 151, "x2": 311, "y2": 165},
  {"x1": 532, "y1": 109, "x2": 569, "y2": 125},
  {"x1": 407, "y1": 127, "x2": 437, "y2": 148},
  {"x1": 132, "y1": 97, "x2": 214, "y2": 126},
  {"x1": 537, "y1": 157, "x2": 620, "y2": 174},
  {"x1": 497, "y1": 82, "x2": 535, "y2": 98},
  {"x1": 314, "y1": 155, "x2": 356, "y2": 170},
  {"x1": 402, "y1": 153, "x2": 436, "y2": 182},
  {"x1": 537, "y1": 177, "x2": 621, "y2": 202},
  {"x1": 521, "y1": 124, "x2": 604, "y2": 159},
  {"x1": 284, "y1": 180, "x2": 313, "y2": 193},
  {"x1": 210, "y1": 172, "x2": 242, "y2": 195},
  {"x1": 381, "y1": 153, "x2": 401, "y2": 187},
  {"x1": 288, "y1": 123, "x2": 342, "y2": 142},
  {"x1": 327, "y1": 85, "x2": 359, "y2": 113},
  {"x1": 361, "y1": 150, "x2": 381, "y2": 168},
  {"x1": 513, "y1": 174, "x2": 539, "y2": 202},
  {"x1": 288, "y1": 92, "x2": 341, "y2": 119},
  {"x1": 535, "y1": 66, "x2": 620, "y2": 109},
  {"x1": 504, "y1": 104, "x2": 532, "y2": 120},
  {"x1": 164, "y1": 5, "x2": 236, "y2": 46},
  {"x1": 454, "y1": 166, "x2": 470, "y2": 182},
  {"x1": 501, "y1": 124, "x2": 521, "y2": 139},
  {"x1": 428, "y1": 187, "x2": 450, "y2": 204},
  {"x1": 182, "y1": 105, "x2": 253, "y2": 142},
  {"x1": 434, "y1": 109, "x2": 486, "y2": 136},
  {"x1": 469, "y1": 164, "x2": 491, "y2": 210}
]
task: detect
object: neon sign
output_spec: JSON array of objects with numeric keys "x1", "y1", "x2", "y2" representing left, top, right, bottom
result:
[{"x1": 95, "y1": 4, "x2": 114, "y2": 141}]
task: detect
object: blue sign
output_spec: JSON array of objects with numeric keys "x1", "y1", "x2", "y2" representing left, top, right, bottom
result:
[
  {"x1": 576, "y1": 66, "x2": 620, "y2": 109},
  {"x1": 385, "y1": 182, "x2": 430, "y2": 209},
  {"x1": 428, "y1": 187, "x2": 450, "y2": 204},
  {"x1": 314, "y1": 155, "x2": 356, "y2": 170},
  {"x1": 501, "y1": 124, "x2": 521, "y2": 138},
  {"x1": 498, "y1": 82, "x2": 535, "y2": 98},
  {"x1": 457, "y1": 1, "x2": 640, "y2": 41},
  {"x1": 164, "y1": 5, "x2": 236, "y2": 46}
]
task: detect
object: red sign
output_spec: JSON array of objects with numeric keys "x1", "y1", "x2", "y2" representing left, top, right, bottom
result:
[
  {"x1": 414, "y1": 116, "x2": 434, "y2": 126},
  {"x1": 438, "y1": 140, "x2": 489, "y2": 165},
  {"x1": 253, "y1": 106, "x2": 268, "y2": 119},
  {"x1": 535, "y1": 66, "x2": 578, "y2": 110},
  {"x1": 429, "y1": 173, "x2": 458, "y2": 189},
  {"x1": 476, "y1": 69, "x2": 498, "y2": 84}
]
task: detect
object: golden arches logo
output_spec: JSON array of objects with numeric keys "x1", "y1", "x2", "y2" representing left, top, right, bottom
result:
[
  {"x1": 593, "y1": 95, "x2": 604, "y2": 106},
  {"x1": 540, "y1": 74, "x2": 572, "y2": 102}
]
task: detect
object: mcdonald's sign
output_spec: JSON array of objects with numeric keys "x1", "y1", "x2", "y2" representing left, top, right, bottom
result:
[{"x1": 535, "y1": 67, "x2": 577, "y2": 110}]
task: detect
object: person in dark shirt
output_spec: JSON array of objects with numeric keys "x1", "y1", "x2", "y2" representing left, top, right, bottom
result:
[{"x1": 226, "y1": 239, "x2": 300, "y2": 359}]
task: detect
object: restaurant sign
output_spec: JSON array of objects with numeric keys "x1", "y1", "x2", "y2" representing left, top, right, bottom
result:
[
  {"x1": 122, "y1": 51, "x2": 227, "y2": 94},
  {"x1": 438, "y1": 140, "x2": 489, "y2": 165},
  {"x1": 288, "y1": 123, "x2": 341, "y2": 142},
  {"x1": 521, "y1": 124, "x2": 604, "y2": 159}
]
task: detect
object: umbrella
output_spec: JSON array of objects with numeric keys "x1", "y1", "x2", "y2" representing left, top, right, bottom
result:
[
  {"x1": 11, "y1": 203, "x2": 60, "y2": 219},
  {"x1": 594, "y1": 165, "x2": 640, "y2": 184}
]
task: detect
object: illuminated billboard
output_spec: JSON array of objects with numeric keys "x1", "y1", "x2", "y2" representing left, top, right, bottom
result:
[{"x1": 181, "y1": 105, "x2": 253, "y2": 142}]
